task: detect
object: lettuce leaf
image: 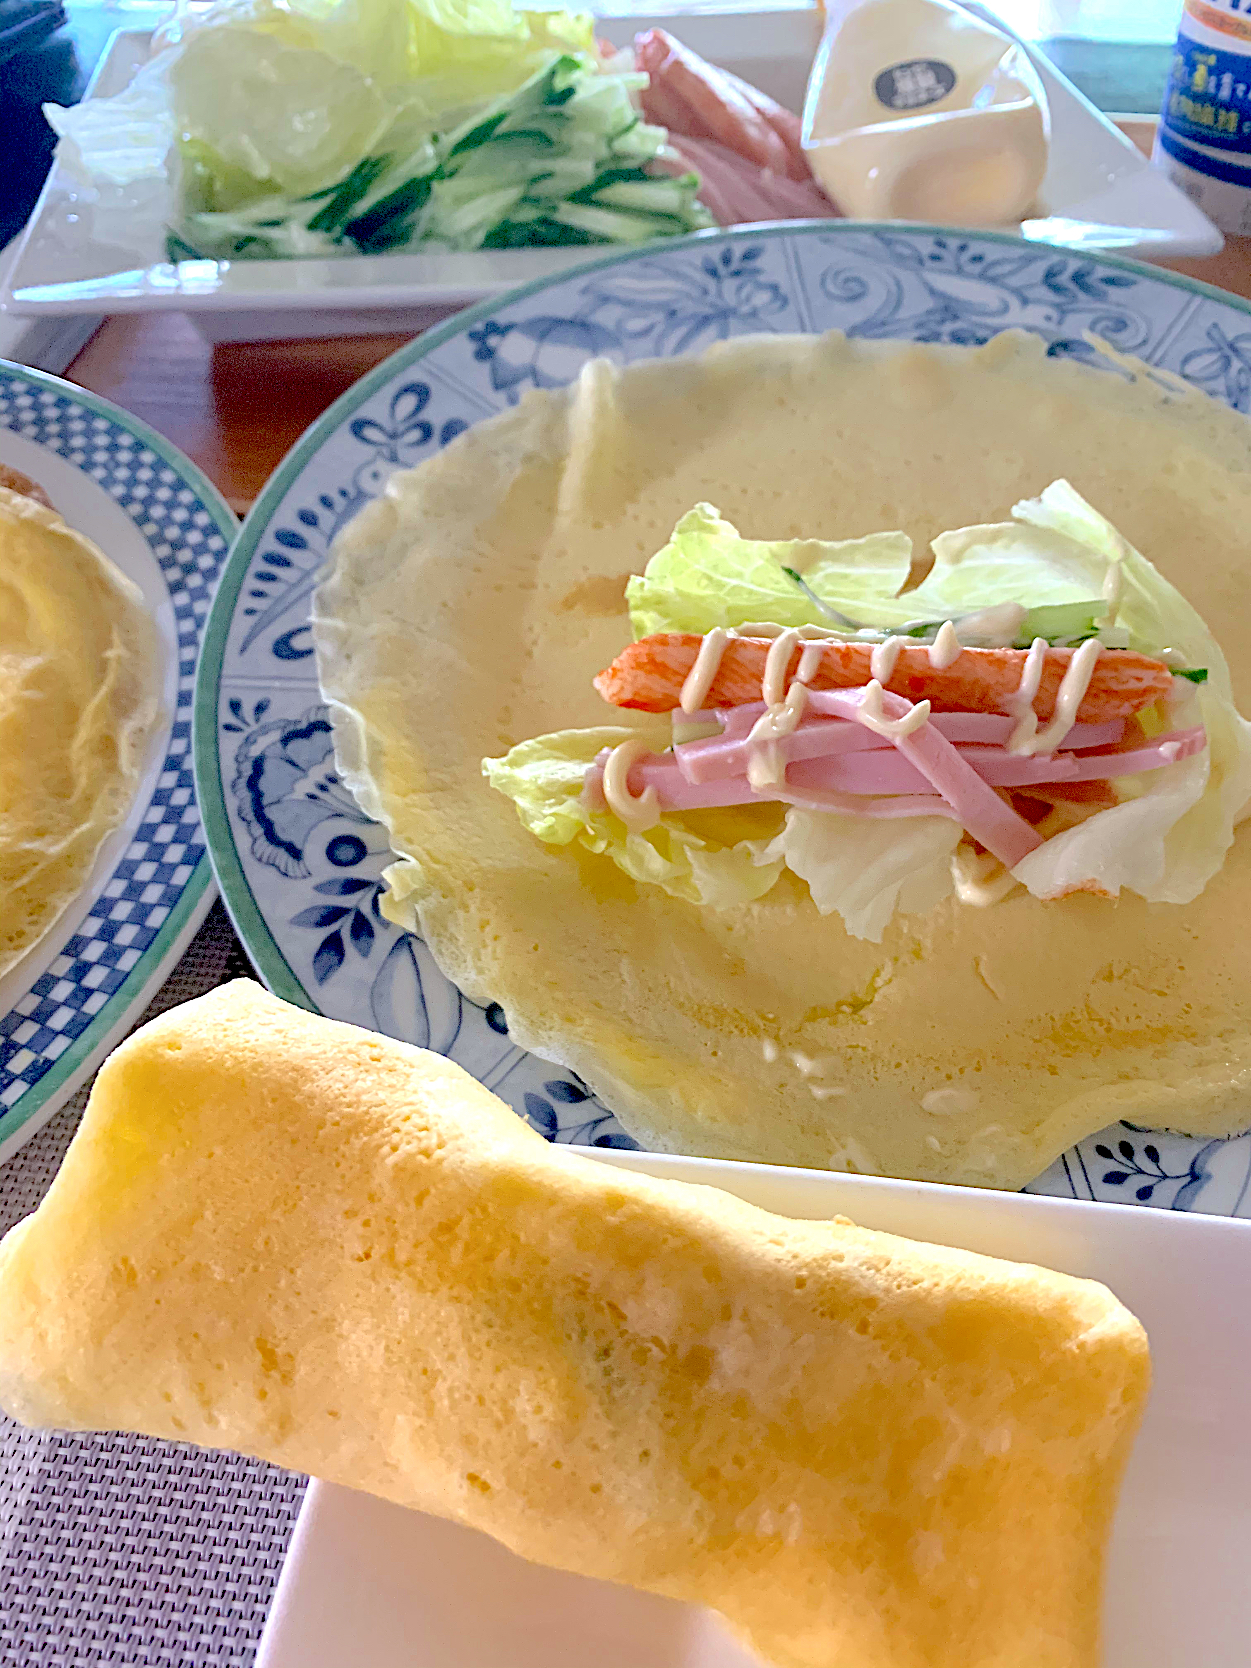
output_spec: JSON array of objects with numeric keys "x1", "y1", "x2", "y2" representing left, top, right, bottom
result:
[
  {"x1": 757, "y1": 810, "x2": 962, "y2": 942},
  {"x1": 1013, "y1": 686, "x2": 1251, "y2": 903},
  {"x1": 44, "y1": 50, "x2": 177, "y2": 188},
  {"x1": 910, "y1": 521, "x2": 1102, "y2": 621},
  {"x1": 1012, "y1": 479, "x2": 1234, "y2": 693},
  {"x1": 625, "y1": 503, "x2": 918, "y2": 639},
  {"x1": 910, "y1": 479, "x2": 1229, "y2": 669},
  {"x1": 169, "y1": 25, "x2": 393, "y2": 200},
  {"x1": 483, "y1": 729, "x2": 784, "y2": 908},
  {"x1": 484, "y1": 729, "x2": 969, "y2": 937},
  {"x1": 997, "y1": 483, "x2": 1251, "y2": 894}
]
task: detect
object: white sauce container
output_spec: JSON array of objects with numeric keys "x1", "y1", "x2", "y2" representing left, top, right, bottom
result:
[{"x1": 801, "y1": 0, "x2": 1050, "y2": 225}]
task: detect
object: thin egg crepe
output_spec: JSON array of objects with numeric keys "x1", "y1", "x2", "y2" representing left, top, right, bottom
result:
[
  {"x1": 0, "y1": 484, "x2": 160, "y2": 973},
  {"x1": 312, "y1": 330, "x2": 1251, "y2": 1187},
  {"x1": 0, "y1": 981, "x2": 1150, "y2": 1668}
]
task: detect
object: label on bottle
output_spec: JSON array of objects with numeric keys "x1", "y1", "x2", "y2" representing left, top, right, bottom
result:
[
  {"x1": 1162, "y1": 28, "x2": 1251, "y2": 148},
  {"x1": 1156, "y1": 0, "x2": 1251, "y2": 232}
]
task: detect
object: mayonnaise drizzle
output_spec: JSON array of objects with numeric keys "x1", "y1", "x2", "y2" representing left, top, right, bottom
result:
[
  {"x1": 1006, "y1": 635, "x2": 1103, "y2": 755},
  {"x1": 951, "y1": 846, "x2": 1021, "y2": 906},
  {"x1": 952, "y1": 601, "x2": 1027, "y2": 647},
  {"x1": 1032, "y1": 637, "x2": 1103, "y2": 753},
  {"x1": 869, "y1": 635, "x2": 905, "y2": 684},
  {"x1": 1004, "y1": 636, "x2": 1048, "y2": 754},
  {"x1": 762, "y1": 629, "x2": 801, "y2": 708},
  {"x1": 797, "y1": 641, "x2": 824, "y2": 682},
  {"x1": 679, "y1": 627, "x2": 736, "y2": 715},
  {"x1": 1099, "y1": 559, "x2": 1125, "y2": 630},
  {"x1": 602, "y1": 737, "x2": 661, "y2": 831},
  {"x1": 928, "y1": 619, "x2": 962, "y2": 669},
  {"x1": 746, "y1": 680, "x2": 809, "y2": 787},
  {"x1": 855, "y1": 679, "x2": 931, "y2": 740}
]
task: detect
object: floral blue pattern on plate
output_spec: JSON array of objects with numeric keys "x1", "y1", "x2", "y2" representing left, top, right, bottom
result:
[
  {"x1": 194, "y1": 221, "x2": 1251, "y2": 1210},
  {"x1": 0, "y1": 360, "x2": 235, "y2": 1160}
]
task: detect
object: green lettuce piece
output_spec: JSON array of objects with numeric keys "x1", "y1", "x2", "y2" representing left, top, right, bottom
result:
[
  {"x1": 1013, "y1": 685, "x2": 1251, "y2": 904},
  {"x1": 908, "y1": 479, "x2": 1230, "y2": 668},
  {"x1": 625, "y1": 504, "x2": 919, "y2": 639},
  {"x1": 483, "y1": 730, "x2": 784, "y2": 908},
  {"x1": 911, "y1": 522, "x2": 1103, "y2": 621},
  {"x1": 1011, "y1": 480, "x2": 1236, "y2": 696},
  {"x1": 169, "y1": 23, "x2": 394, "y2": 201},
  {"x1": 391, "y1": 0, "x2": 594, "y2": 108},
  {"x1": 757, "y1": 810, "x2": 962, "y2": 942}
]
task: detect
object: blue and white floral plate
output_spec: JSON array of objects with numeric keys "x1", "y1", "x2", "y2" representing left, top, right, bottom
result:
[
  {"x1": 195, "y1": 221, "x2": 1251, "y2": 1215},
  {"x1": 0, "y1": 360, "x2": 235, "y2": 1162}
]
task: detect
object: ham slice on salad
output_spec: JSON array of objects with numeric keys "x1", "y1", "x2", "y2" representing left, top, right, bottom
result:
[{"x1": 632, "y1": 28, "x2": 842, "y2": 225}]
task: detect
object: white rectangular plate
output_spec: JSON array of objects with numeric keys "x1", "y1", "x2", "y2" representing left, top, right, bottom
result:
[
  {"x1": 256, "y1": 1148, "x2": 1251, "y2": 1668},
  {"x1": 1, "y1": 10, "x2": 1222, "y2": 344}
]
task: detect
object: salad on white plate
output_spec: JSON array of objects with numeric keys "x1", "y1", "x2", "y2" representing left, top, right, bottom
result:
[{"x1": 41, "y1": 0, "x2": 839, "y2": 265}]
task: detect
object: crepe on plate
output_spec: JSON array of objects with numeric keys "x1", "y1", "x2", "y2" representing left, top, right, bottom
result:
[
  {"x1": 0, "y1": 981, "x2": 1150, "y2": 1668},
  {"x1": 0, "y1": 483, "x2": 159, "y2": 974},
  {"x1": 312, "y1": 330, "x2": 1251, "y2": 1188}
]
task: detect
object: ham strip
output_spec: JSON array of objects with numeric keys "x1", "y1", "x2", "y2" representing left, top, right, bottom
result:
[
  {"x1": 588, "y1": 754, "x2": 960, "y2": 820},
  {"x1": 785, "y1": 726, "x2": 1205, "y2": 794},
  {"x1": 587, "y1": 701, "x2": 1205, "y2": 868},
  {"x1": 661, "y1": 136, "x2": 840, "y2": 225},
  {"x1": 676, "y1": 712, "x2": 1127, "y2": 784},
  {"x1": 634, "y1": 29, "x2": 807, "y2": 180},
  {"x1": 772, "y1": 686, "x2": 1043, "y2": 867}
]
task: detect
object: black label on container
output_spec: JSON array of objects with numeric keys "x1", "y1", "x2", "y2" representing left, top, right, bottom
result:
[{"x1": 873, "y1": 59, "x2": 957, "y2": 111}]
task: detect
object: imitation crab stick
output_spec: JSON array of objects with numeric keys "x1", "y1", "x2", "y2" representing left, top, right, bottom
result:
[{"x1": 593, "y1": 634, "x2": 1174, "y2": 724}]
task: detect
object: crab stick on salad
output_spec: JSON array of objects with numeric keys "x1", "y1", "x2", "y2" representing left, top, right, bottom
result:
[{"x1": 594, "y1": 633, "x2": 1174, "y2": 723}]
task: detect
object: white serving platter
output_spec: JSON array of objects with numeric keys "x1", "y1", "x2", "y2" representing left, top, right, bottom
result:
[
  {"x1": 0, "y1": 7, "x2": 1221, "y2": 344},
  {"x1": 256, "y1": 1147, "x2": 1251, "y2": 1668}
]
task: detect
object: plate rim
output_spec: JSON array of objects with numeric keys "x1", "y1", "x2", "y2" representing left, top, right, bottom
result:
[{"x1": 0, "y1": 355, "x2": 238, "y2": 1150}]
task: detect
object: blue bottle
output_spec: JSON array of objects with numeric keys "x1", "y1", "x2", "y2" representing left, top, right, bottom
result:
[{"x1": 1154, "y1": 0, "x2": 1251, "y2": 234}]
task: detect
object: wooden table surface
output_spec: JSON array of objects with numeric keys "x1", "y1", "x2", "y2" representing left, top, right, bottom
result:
[{"x1": 60, "y1": 120, "x2": 1251, "y2": 518}]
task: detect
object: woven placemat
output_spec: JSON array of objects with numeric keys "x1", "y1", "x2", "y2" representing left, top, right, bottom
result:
[{"x1": 0, "y1": 900, "x2": 305, "y2": 1665}]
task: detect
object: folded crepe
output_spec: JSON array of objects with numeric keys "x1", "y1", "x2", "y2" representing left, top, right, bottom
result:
[
  {"x1": 0, "y1": 483, "x2": 160, "y2": 973},
  {"x1": 0, "y1": 981, "x2": 1150, "y2": 1668}
]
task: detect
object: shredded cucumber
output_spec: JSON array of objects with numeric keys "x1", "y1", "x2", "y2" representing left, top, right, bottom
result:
[
  {"x1": 896, "y1": 600, "x2": 1129, "y2": 651},
  {"x1": 168, "y1": 55, "x2": 712, "y2": 260}
]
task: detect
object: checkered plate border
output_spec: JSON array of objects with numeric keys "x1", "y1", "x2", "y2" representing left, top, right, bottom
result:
[{"x1": 0, "y1": 361, "x2": 236, "y2": 1154}]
